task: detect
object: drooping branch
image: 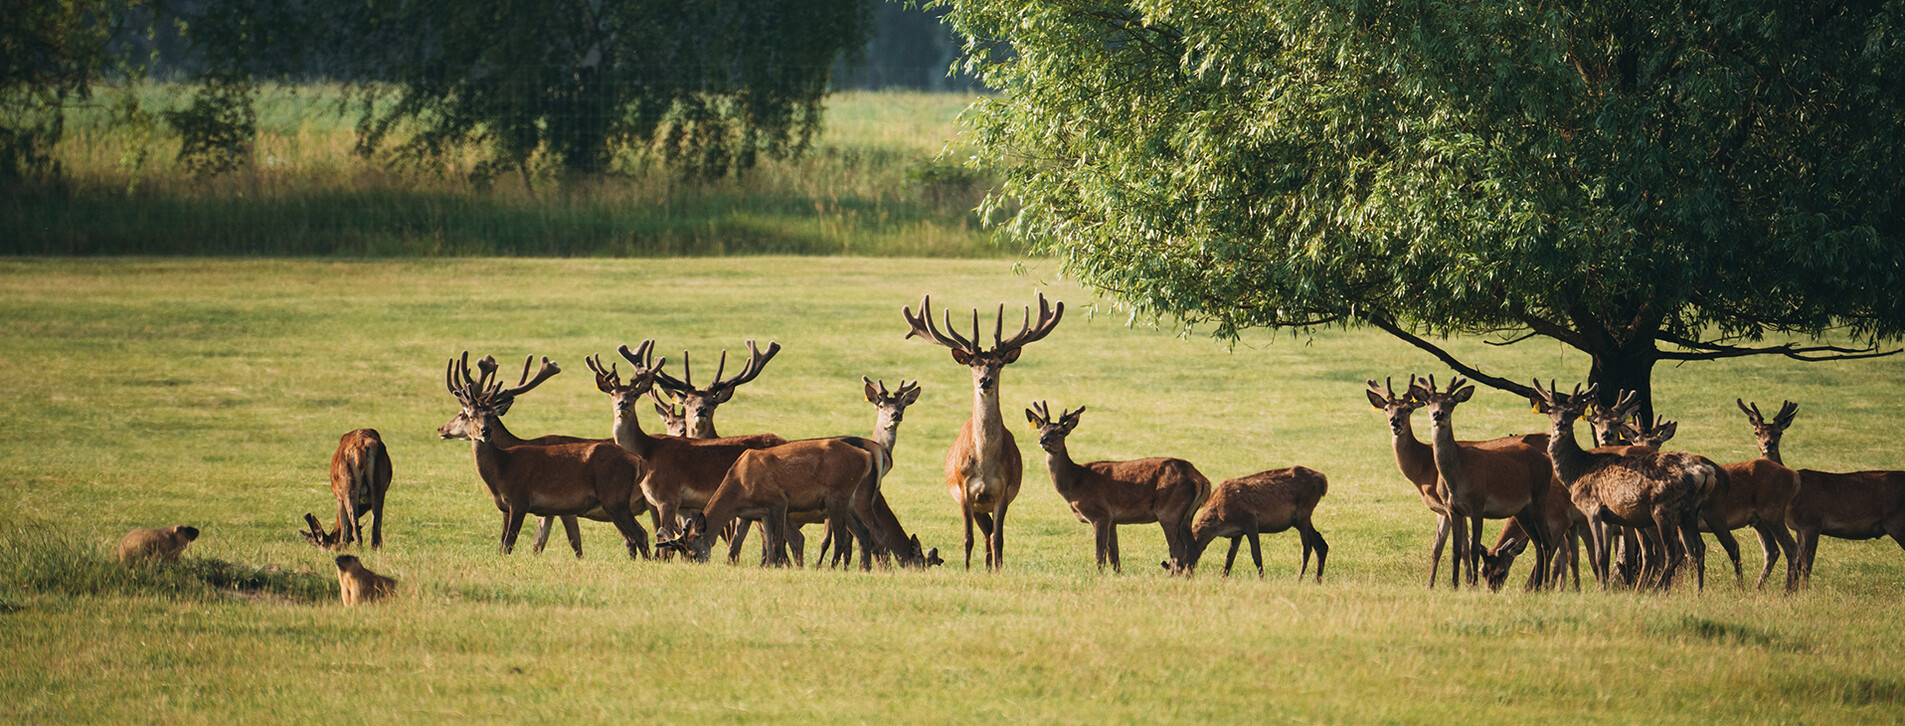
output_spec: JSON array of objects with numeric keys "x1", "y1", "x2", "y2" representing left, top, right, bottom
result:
[
  {"x1": 1365, "y1": 312, "x2": 1538, "y2": 399},
  {"x1": 1655, "y1": 333, "x2": 1903, "y2": 362}
]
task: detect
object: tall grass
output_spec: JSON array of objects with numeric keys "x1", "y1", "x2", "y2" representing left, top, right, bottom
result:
[
  {"x1": 4, "y1": 258, "x2": 1905, "y2": 723},
  {"x1": 3, "y1": 86, "x2": 1003, "y2": 257}
]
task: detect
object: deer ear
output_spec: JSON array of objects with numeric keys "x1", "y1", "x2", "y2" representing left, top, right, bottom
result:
[
  {"x1": 950, "y1": 348, "x2": 974, "y2": 366},
  {"x1": 1505, "y1": 537, "x2": 1527, "y2": 555},
  {"x1": 1366, "y1": 389, "x2": 1387, "y2": 409},
  {"x1": 1001, "y1": 347, "x2": 1023, "y2": 365},
  {"x1": 1452, "y1": 386, "x2": 1474, "y2": 403},
  {"x1": 901, "y1": 386, "x2": 922, "y2": 406},
  {"x1": 1025, "y1": 408, "x2": 1041, "y2": 427},
  {"x1": 710, "y1": 387, "x2": 736, "y2": 405},
  {"x1": 863, "y1": 377, "x2": 880, "y2": 403},
  {"x1": 1657, "y1": 421, "x2": 1678, "y2": 440}
]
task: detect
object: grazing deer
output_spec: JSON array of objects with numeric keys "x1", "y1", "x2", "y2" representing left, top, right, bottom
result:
[
  {"x1": 664, "y1": 437, "x2": 880, "y2": 568},
  {"x1": 1364, "y1": 376, "x2": 1547, "y2": 588},
  {"x1": 1531, "y1": 381, "x2": 1715, "y2": 590},
  {"x1": 1027, "y1": 402, "x2": 1209, "y2": 573},
  {"x1": 1415, "y1": 376, "x2": 1557, "y2": 589},
  {"x1": 1479, "y1": 479, "x2": 1584, "y2": 591},
  {"x1": 305, "y1": 428, "x2": 392, "y2": 549},
  {"x1": 586, "y1": 343, "x2": 787, "y2": 545},
  {"x1": 335, "y1": 554, "x2": 397, "y2": 606},
  {"x1": 1709, "y1": 399, "x2": 1802, "y2": 591},
  {"x1": 903, "y1": 293, "x2": 1063, "y2": 570},
  {"x1": 1178, "y1": 466, "x2": 1329, "y2": 580},
  {"x1": 654, "y1": 339, "x2": 781, "y2": 439},
  {"x1": 438, "y1": 352, "x2": 652, "y2": 559},
  {"x1": 116, "y1": 525, "x2": 199, "y2": 564},
  {"x1": 809, "y1": 377, "x2": 940, "y2": 569}
]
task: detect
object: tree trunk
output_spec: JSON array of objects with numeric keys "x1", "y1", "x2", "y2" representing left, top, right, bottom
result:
[{"x1": 1587, "y1": 338, "x2": 1660, "y2": 424}]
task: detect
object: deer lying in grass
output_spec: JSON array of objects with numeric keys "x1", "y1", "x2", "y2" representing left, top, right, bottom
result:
[
  {"x1": 1712, "y1": 399, "x2": 1802, "y2": 591},
  {"x1": 1532, "y1": 381, "x2": 1716, "y2": 590},
  {"x1": 335, "y1": 554, "x2": 397, "y2": 606},
  {"x1": 1028, "y1": 402, "x2": 1209, "y2": 573},
  {"x1": 438, "y1": 352, "x2": 652, "y2": 559},
  {"x1": 301, "y1": 428, "x2": 392, "y2": 550},
  {"x1": 1174, "y1": 466, "x2": 1329, "y2": 580},
  {"x1": 905, "y1": 293, "x2": 1063, "y2": 569},
  {"x1": 1415, "y1": 376, "x2": 1557, "y2": 589},
  {"x1": 1365, "y1": 376, "x2": 1547, "y2": 588}
]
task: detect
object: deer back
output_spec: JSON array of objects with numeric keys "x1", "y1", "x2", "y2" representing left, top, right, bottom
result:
[{"x1": 330, "y1": 429, "x2": 391, "y2": 509}]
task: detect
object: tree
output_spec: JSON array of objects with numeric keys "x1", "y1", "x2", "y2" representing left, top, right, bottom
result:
[
  {"x1": 1, "y1": 0, "x2": 139, "y2": 181},
  {"x1": 941, "y1": 0, "x2": 1905, "y2": 419}
]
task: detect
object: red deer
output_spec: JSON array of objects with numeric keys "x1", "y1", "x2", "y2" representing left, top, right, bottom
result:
[
  {"x1": 805, "y1": 377, "x2": 941, "y2": 569},
  {"x1": 1531, "y1": 381, "x2": 1716, "y2": 590},
  {"x1": 1365, "y1": 376, "x2": 1546, "y2": 588},
  {"x1": 903, "y1": 293, "x2": 1063, "y2": 570},
  {"x1": 301, "y1": 428, "x2": 391, "y2": 549},
  {"x1": 1178, "y1": 466, "x2": 1328, "y2": 580},
  {"x1": 1027, "y1": 402, "x2": 1209, "y2": 573},
  {"x1": 1781, "y1": 403, "x2": 1905, "y2": 588},
  {"x1": 1415, "y1": 376, "x2": 1557, "y2": 589},
  {"x1": 654, "y1": 340, "x2": 781, "y2": 439},
  {"x1": 116, "y1": 525, "x2": 199, "y2": 564},
  {"x1": 662, "y1": 438, "x2": 879, "y2": 568},
  {"x1": 335, "y1": 554, "x2": 397, "y2": 606},
  {"x1": 586, "y1": 343, "x2": 786, "y2": 545},
  {"x1": 1710, "y1": 399, "x2": 1802, "y2": 591},
  {"x1": 438, "y1": 352, "x2": 652, "y2": 559}
]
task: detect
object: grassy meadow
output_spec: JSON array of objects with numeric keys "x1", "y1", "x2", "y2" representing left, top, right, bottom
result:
[
  {"x1": 3, "y1": 257, "x2": 1905, "y2": 723},
  {"x1": 3, "y1": 87, "x2": 1000, "y2": 257}
]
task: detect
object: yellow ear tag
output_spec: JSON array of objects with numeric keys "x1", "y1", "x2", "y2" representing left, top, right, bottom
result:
[{"x1": 1531, "y1": 404, "x2": 1541, "y2": 413}]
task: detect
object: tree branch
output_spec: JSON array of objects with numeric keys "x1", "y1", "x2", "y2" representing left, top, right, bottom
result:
[
  {"x1": 1366, "y1": 313, "x2": 1538, "y2": 399},
  {"x1": 1655, "y1": 333, "x2": 1903, "y2": 362}
]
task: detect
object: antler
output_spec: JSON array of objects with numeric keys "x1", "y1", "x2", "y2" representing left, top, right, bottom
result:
[
  {"x1": 902, "y1": 293, "x2": 1064, "y2": 355},
  {"x1": 995, "y1": 292, "x2": 1064, "y2": 354},
  {"x1": 496, "y1": 355, "x2": 561, "y2": 402},
  {"x1": 1029, "y1": 399, "x2": 1053, "y2": 424},
  {"x1": 590, "y1": 340, "x2": 655, "y2": 393},
  {"x1": 707, "y1": 340, "x2": 781, "y2": 395},
  {"x1": 902, "y1": 295, "x2": 979, "y2": 353},
  {"x1": 444, "y1": 351, "x2": 501, "y2": 405},
  {"x1": 864, "y1": 376, "x2": 921, "y2": 402},
  {"x1": 1774, "y1": 400, "x2": 1799, "y2": 429}
]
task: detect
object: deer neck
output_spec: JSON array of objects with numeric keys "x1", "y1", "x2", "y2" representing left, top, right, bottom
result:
[
  {"x1": 1544, "y1": 416, "x2": 1593, "y2": 486},
  {"x1": 1428, "y1": 418, "x2": 1471, "y2": 497},
  {"x1": 873, "y1": 417, "x2": 900, "y2": 454},
  {"x1": 968, "y1": 383, "x2": 1007, "y2": 458},
  {"x1": 612, "y1": 401, "x2": 657, "y2": 459},
  {"x1": 686, "y1": 417, "x2": 718, "y2": 439},
  {"x1": 1390, "y1": 416, "x2": 1437, "y2": 488},
  {"x1": 469, "y1": 423, "x2": 521, "y2": 499},
  {"x1": 1760, "y1": 438, "x2": 1783, "y2": 465},
  {"x1": 1043, "y1": 439, "x2": 1084, "y2": 497}
]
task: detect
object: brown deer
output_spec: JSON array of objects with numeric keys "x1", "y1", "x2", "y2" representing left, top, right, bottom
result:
[
  {"x1": 1177, "y1": 466, "x2": 1329, "y2": 580},
  {"x1": 662, "y1": 437, "x2": 880, "y2": 568},
  {"x1": 1531, "y1": 381, "x2": 1715, "y2": 590},
  {"x1": 586, "y1": 343, "x2": 787, "y2": 545},
  {"x1": 1479, "y1": 480, "x2": 1584, "y2": 591},
  {"x1": 1365, "y1": 376, "x2": 1547, "y2": 588},
  {"x1": 437, "y1": 352, "x2": 652, "y2": 559},
  {"x1": 653, "y1": 339, "x2": 781, "y2": 439},
  {"x1": 650, "y1": 389, "x2": 690, "y2": 437},
  {"x1": 808, "y1": 377, "x2": 940, "y2": 569},
  {"x1": 1415, "y1": 376, "x2": 1557, "y2": 589},
  {"x1": 1778, "y1": 404, "x2": 1905, "y2": 588},
  {"x1": 1707, "y1": 399, "x2": 1802, "y2": 591},
  {"x1": 303, "y1": 428, "x2": 391, "y2": 549},
  {"x1": 116, "y1": 525, "x2": 199, "y2": 564},
  {"x1": 1027, "y1": 402, "x2": 1210, "y2": 573},
  {"x1": 903, "y1": 293, "x2": 1063, "y2": 570}
]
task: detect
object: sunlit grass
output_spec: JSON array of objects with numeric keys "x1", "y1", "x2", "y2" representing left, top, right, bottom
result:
[{"x1": 2, "y1": 258, "x2": 1904, "y2": 722}]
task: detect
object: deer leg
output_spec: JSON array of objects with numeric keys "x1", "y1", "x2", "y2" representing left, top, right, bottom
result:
[
  {"x1": 961, "y1": 505, "x2": 976, "y2": 570},
  {"x1": 989, "y1": 499, "x2": 1010, "y2": 571},
  {"x1": 1107, "y1": 523, "x2": 1122, "y2": 574},
  {"x1": 532, "y1": 517, "x2": 554, "y2": 555},
  {"x1": 1707, "y1": 520, "x2": 1743, "y2": 588},
  {"x1": 1448, "y1": 515, "x2": 1470, "y2": 589},
  {"x1": 1466, "y1": 514, "x2": 1485, "y2": 587},
  {"x1": 566, "y1": 515, "x2": 589, "y2": 558},
  {"x1": 815, "y1": 526, "x2": 834, "y2": 569},
  {"x1": 727, "y1": 519, "x2": 752, "y2": 565},
  {"x1": 1306, "y1": 526, "x2": 1329, "y2": 583},
  {"x1": 1091, "y1": 518, "x2": 1110, "y2": 573},
  {"x1": 1245, "y1": 526, "x2": 1263, "y2": 578},
  {"x1": 1222, "y1": 536, "x2": 1241, "y2": 577},
  {"x1": 501, "y1": 507, "x2": 529, "y2": 555},
  {"x1": 335, "y1": 499, "x2": 354, "y2": 547},
  {"x1": 602, "y1": 502, "x2": 646, "y2": 562},
  {"x1": 370, "y1": 493, "x2": 385, "y2": 550},
  {"x1": 1427, "y1": 514, "x2": 1450, "y2": 589},
  {"x1": 1768, "y1": 519, "x2": 1800, "y2": 593},
  {"x1": 1684, "y1": 508, "x2": 1709, "y2": 592},
  {"x1": 1510, "y1": 507, "x2": 1549, "y2": 591},
  {"x1": 788, "y1": 524, "x2": 809, "y2": 569}
]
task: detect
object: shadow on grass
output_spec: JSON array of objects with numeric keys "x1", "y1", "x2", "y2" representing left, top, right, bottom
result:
[{"x1": 0, "y1": 522, "x2": 334, "y2": 607}]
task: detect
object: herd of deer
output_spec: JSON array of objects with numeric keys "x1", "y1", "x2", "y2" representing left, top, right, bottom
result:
[
  {"x1": 280, "y1": 291, "x2": 1903, "y2": 598},
  {"x1": 1368, "y1": 374, "x2": 1905, "y2": 592}
]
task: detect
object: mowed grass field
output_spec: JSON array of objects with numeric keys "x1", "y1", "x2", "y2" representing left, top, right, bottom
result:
[{"x1": 3, "y1": 257, "x2": 1905, "y2": 723}]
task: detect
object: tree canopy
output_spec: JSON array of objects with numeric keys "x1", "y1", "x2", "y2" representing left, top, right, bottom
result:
[{"x1": 942, "y1": 0, "x2": 1905, "y2": 417}]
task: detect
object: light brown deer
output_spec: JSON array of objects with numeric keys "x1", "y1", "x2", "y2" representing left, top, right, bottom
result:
[
  {"x1": 1531, "y1": 381, "x2": 1715, "y2": 590},
  {"x1": 1415, "y1": 376, "x2": 1557, "y2": 589},
  {"x1": 809, "y1": 378, "x2": 940, "y2": 569},
  {"x1": 116, "y1": 525, "x2": 199, "y2": 564},
  {"x1": 1178, "y1": 466, "x2": 1328, "y2": 580},
  {"x1": 586, "y1": 343, "x2": 787, "y2": 544},
  {"x1": 903, "y1": 293, "x2": 1063, "y2": 570},
  {"x1": 662, "y1": 437, "x2": 879, "y2": 568},
  {"x1": 1027, "y1": 402, "x2": 1209, "y2": 573},
  {"x1": 305, "y1": 428, "x2": 392, "y2": 549},
  {"x1": 1365, "y1": 376, "x2": 1547, "y2": 588},
  {"x1": 335, "y1": 554, "x2": 397, "y2": 606},
  {"x1": 437, "y1": 352, "x2": 652, "y2": 559},
  {"x1": 1709, "y1": 399, "x2": 1802, "y2": 591}
]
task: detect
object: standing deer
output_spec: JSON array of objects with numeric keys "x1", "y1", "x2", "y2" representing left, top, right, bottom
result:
[
  {"x1": 810, "y1": 378, "x2": 940, "y2": 568},
  {"x1": 1364, "y1": 376, "x2": 1546, "y2": 588},
  {"x1": 1712, "y1": 399, "x2": 1802, "y2": 591},
  {"x1": 1415, "y1": 376, "x2": 1557, "y2": 589},
  {"x1": 654, "y1": 340, "x2": 782, "y2": 439},
  {"x1": 1531, "y1": 381, "x2": 1715, "y2": 590},
  {"x1": 438, "y1": 352, "x2": 652, "y2": 559},
  {"x1": 903, "y1": 293, "x2": 1063, "y2": 570},
  {"x1": 1778, "y1": 403, "x2": 1905, "y2": 588},
  {"x1": 300, "y1": 429, "x2": 393, "y2": 549},
  {"x1": 586, "y1": 343, "x2": 787, "y2": 545},
  {"x1": 1178, "y1": 466, "x2": 1329, "y2": 580},
  {"x1": 1027, "y1": 402, "x2": 1209, "y2": 573}
]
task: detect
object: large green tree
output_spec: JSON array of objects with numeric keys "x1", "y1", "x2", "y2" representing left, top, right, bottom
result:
[
  {"x1": 942, "y1": 0, "x2": 1905, "y2": 418},
  {"x1": 1, "y1": 0, "x2": 140, "y2": 181}
]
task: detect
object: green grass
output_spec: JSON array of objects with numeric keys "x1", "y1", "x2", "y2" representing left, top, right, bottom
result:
[
  {"x1": 3, "y1": 87, "x2": 1002, "y2": 257},
  {"x1": 3, "y1": 257, "x2": 1905, "y2": 723}
]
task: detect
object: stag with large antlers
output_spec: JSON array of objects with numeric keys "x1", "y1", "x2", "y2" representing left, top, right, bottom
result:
[
  {"x1": 585, "y1": 342, "x2": 787, "y2": 545},
  {"x1": 1415, "y1": 375, "x2": 1558, "y2": 589},
  {"x1": 1530, "y1": 381, "x2": 1717, "y2": 590},
  {"x1": 1364, "y1": 376, "x2": 1547, "y2": 588},
  {"x1": 653, "y1": 339, "x2": 781, "y2": 439},
  {"x1": 437, "y1": 353, "x2": 652, "y2": 559},
  {"x1": 903, "y1": 292, "x2": 1063, "y2": 570},
  {"x1": 1028, "y1": 402, "x2": 1209, "y2": 574}
]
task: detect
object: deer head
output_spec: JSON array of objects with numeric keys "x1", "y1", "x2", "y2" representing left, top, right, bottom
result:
[
  {"x1": 581, "y1": 340, "x2": 666, "y2": 421},
  {"x1": 899, "y1": 534, "x2": 943, "y2": 569},
  {"x1": 649, "y1": 339, "x2": 780, "y2": 438},
  {"x1": 1479, "y1": 536, "x2": 1527, "y2": 591},
  {"x1": 439, "y1": 351, "x2": 562, "y2": 442},
  {"x1": 1365, "y1": 376, "x2": 1426, "y2": 436},
  {"x1": 1582, "y1": 389, "x2": 1642, "y2": 446},
  {"x1": 1737, "y1": 399, "x2": 1798, "y2": 461},
  {"x1": 659, "y1": 511, "x2": 715, "y2": 562},
  {"x1": 1530, "y1": 379, "x2": 1597, "y2": 427},
  {"x1": 903, "y1": 293, "x2": 1063, "y2": 395},
  {"x1": 649, "y1": 388, "x2": 689, "y2": 437},
  {"x1": 1025, "y1": 400, "x2": 1086, "y2": 454},
  {"x1": 1620, "y1": 414, "x2": 1678, "y2": 449},
  {"x1": 1413, "y1": 375, "x2": 1475, "y2": 430},
  {"x1": 864, "y1": 376, "x2": 921, "y2": 442}
]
